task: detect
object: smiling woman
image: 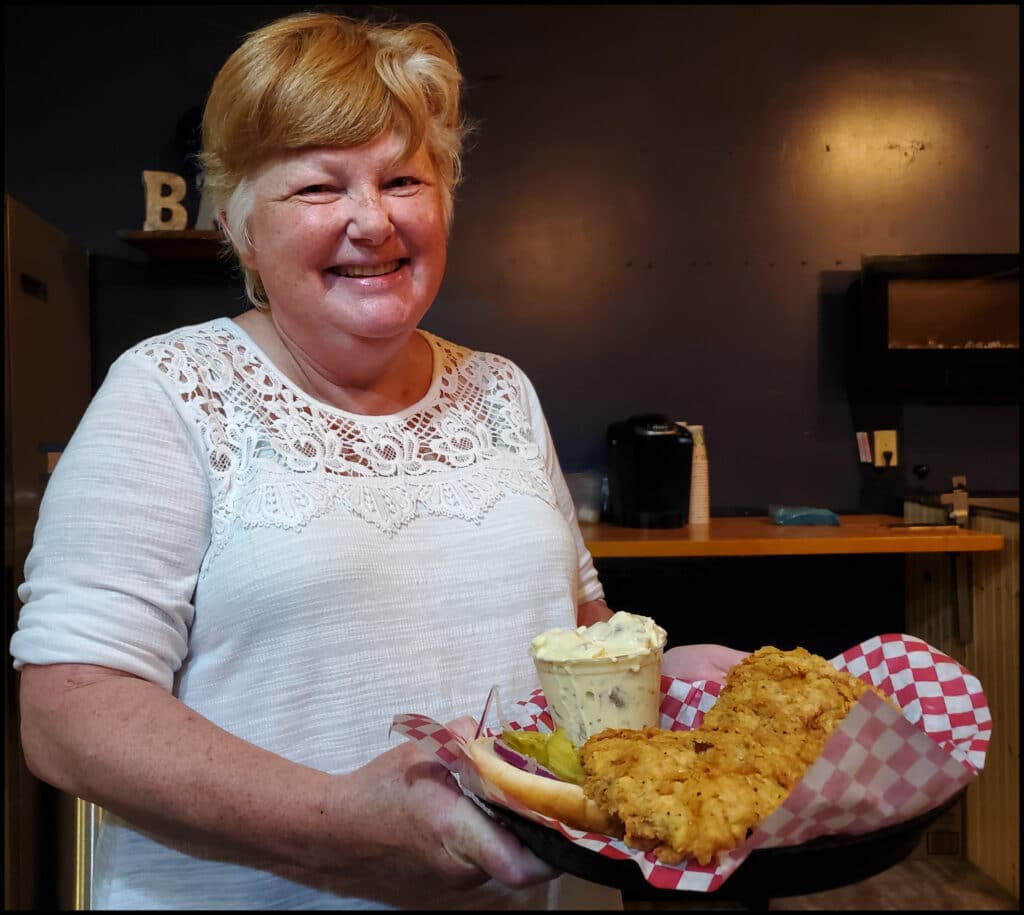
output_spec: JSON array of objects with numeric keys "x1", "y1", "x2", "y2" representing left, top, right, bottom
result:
[{"x1": 9, "y1": 10, "x2": 744, "y2": 911}]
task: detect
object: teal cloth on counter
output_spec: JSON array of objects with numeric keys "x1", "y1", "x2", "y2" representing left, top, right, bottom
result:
[{"x1": 769, "y1": 505, "x2": 841, "y2": 526}]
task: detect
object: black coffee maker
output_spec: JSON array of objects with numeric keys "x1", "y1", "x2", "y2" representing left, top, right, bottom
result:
[{"x1": 606, "y1": 414, "x2": 693, "y2": 528}]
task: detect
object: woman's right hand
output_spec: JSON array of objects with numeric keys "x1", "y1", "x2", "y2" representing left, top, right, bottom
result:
[{"x1": 324, "y1": 717, "x2": 558, "y2": 895}]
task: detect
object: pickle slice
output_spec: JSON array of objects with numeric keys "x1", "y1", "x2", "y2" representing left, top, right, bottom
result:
[
  {"x1": 499, "y1": 728, "x2": 584, "y2": 785},
  {"x1": 544, "y1": 729, "x2": 585, "y2": 785},
  {"x1": 501, "y1": 728, "x2": 551, "y2": 765}
]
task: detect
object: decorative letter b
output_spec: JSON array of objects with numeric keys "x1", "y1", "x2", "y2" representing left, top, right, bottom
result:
[{"x1": 142, "y1": 170, "x2": 188, "y2": 230}]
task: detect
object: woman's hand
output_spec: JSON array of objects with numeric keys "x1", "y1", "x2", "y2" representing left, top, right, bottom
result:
[
  {"x1": 662, "y1": 644, "x2": 749, "y2": 683},
  {"x1": 324, "y1": 716, "x2": 558, "y2": 903}
]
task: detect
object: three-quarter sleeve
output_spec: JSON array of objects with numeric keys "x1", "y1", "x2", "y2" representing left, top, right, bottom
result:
[
  {"x1": 10, "y1": 354, "x2": 212, "y2": 691},
  {"x1": 515, "y1": 365, "x2": 605, "y2": 606}
]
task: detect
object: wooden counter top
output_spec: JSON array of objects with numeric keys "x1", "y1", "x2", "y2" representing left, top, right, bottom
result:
[{"x1": 579, "y1": 514, "x2": 1005, "y2": 558}]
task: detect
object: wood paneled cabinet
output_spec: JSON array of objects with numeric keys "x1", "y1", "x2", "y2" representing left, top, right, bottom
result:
[{"x1": 904, "y1": 500, "x2": 1020, "y2": 901}]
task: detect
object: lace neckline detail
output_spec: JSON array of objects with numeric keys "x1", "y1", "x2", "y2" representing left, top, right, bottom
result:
[
  {"x1": 134, "y1": 319, "x2": 555, "y2": 572},
  {"x1": 219, "y1": 318, "x2": 446, "y2": 422}
]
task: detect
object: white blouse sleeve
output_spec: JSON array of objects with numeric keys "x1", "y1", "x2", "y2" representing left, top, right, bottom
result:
[
  {"x1": 10, "y1": 353, "x2": 212, "y2": 691},
  {"x1": 515, "y1": 365, "x2": 605, "y2": 606}
]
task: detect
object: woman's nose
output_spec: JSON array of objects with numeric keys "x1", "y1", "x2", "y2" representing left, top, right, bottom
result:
[{"x1": 345, "y1": 192, "x2": 393, "y2": 243}]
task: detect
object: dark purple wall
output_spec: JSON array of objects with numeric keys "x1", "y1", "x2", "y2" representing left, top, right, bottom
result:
[{"x1": 5, "y1": 4, "x2": 1019, "y2": 510}]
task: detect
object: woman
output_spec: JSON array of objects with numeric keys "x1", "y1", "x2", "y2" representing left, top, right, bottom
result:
[{"x1": 10, "y1": 12, "x2": 745, "y2": 910}]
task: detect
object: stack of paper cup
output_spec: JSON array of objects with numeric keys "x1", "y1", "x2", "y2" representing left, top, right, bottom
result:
[{"x1": 689, "y1": 424, "x2": 710, "y2": 526}]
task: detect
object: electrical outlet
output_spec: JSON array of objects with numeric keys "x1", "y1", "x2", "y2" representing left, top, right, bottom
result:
[{"x1": 873, "y1": 430, "x2": 898, "y2": 467}]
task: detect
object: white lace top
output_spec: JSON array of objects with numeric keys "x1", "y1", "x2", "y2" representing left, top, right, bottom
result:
[{"x1": 11, "y1": 318, "x2": 616, "y2": 911}]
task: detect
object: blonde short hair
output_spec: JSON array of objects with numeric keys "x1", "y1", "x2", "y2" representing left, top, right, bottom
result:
[{"x1": 200, "y1": 12, "x2": 468, "y2": 309}]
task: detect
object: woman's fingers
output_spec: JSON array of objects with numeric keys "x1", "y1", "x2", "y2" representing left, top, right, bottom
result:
[
  {"x1": 439, "y1": 715, "x2": 559, "y2": 888},
  {"x1": 662, "y1": 643, "x2": 749, "y2": 682},
  {"x1": 444, "y1": 715, "x2": 480, "y2": 743},
  {"x1": 444, "y1": 794, "x2": 559, "y2": 889}
]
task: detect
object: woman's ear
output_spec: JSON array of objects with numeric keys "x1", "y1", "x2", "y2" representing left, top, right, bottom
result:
[{"x1": 220, "y1": 212, "x2": 256, "y2": 269}]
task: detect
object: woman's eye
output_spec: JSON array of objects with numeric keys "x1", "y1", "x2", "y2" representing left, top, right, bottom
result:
[
  {"x1": 298, "y1": 184, "x2": 336, "y2": 196},
  {"x1": 387, "y1": 176, "x2": 421, "y2": 189}
]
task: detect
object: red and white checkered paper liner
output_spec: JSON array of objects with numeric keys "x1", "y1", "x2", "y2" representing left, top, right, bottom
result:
[{"x1": 391, "y1": 633, "x2": 989, "y2": 893}]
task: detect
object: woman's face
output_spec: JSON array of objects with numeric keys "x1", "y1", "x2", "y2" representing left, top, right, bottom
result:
[{"x1": 239, "y1": 131, "x2": 448, "y2": 348}]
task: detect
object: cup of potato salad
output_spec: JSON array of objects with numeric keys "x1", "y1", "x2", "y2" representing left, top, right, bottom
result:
[{"x1": 530, "y1": 611, "x2": 667, "y2": 747}]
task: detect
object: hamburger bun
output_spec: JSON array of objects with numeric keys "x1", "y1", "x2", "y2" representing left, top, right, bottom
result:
[{"x1": 463, "y1": 735, "x2": 619, "y2": 835}]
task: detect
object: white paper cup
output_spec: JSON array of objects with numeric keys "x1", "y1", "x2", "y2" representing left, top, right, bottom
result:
[{"x1": 534, "y1": 648, "x2": 663, "y2": 747}]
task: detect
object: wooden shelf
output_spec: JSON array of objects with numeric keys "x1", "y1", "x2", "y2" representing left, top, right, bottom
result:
[
  {"x1": 118, "y1": 229, "x2": 224, "y2": 260},
  {"x1": 579, "y1": 514, "x2": 1005, "y2": 558}
]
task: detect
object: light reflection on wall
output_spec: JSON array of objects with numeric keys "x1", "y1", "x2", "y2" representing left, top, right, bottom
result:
[
  {"x1": 801, "y1": 69, "x2": 963, "y2": 205},
  {"x1": 762, "y1": 66, "x2": 974, "y2": 261}
]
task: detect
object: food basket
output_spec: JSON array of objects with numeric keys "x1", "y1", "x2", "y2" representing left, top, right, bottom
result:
[{"x1": 391, "y1": 633, "x2": 988, "y2": 894}]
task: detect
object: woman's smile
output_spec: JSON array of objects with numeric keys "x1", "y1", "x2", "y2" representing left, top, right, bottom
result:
[{"x1": 327, "y1": 258, "x2": 409, "y2": 279}]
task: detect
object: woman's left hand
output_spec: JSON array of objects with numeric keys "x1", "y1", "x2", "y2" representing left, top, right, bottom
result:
[{"x1": 662, "y1": 644, "x2": 749, "y2": 683}]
